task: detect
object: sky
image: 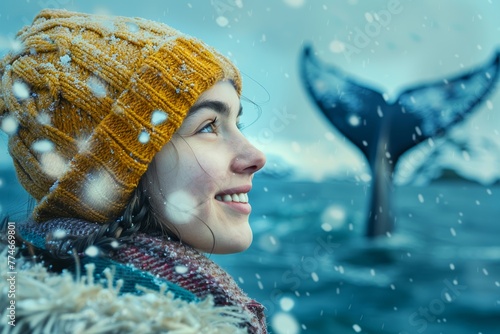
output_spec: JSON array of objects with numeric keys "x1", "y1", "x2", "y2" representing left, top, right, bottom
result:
[{"x1": 1, "y1": 0, "x2": 499, "y2": 182}]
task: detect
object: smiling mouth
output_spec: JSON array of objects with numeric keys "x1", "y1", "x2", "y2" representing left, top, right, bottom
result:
[{"x1": 215, "y1": 193, "x2": 249, "y2": 203}]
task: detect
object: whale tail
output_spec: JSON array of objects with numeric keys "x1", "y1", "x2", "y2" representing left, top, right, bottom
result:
[{"x1": 300, "y1": 45, "x2": 500, "y2": 237}]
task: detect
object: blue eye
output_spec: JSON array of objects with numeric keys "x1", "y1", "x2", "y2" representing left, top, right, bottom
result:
[{"x1": 198, "y1": 118, "x2": 217, "y2": 134}]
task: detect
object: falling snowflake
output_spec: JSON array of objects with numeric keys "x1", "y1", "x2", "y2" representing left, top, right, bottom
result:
[
  {"x1": 0, "y1": 115, "x2": 19, "y2": 135},
  {"x1": 164, "y1": 191, "x2": 198, "y2": 224},
  {"x1": 151, "y1": 110, "x2": 168, "y2": 125},
  {"x1": 40, "y1": 152, "x2": 68, "y2": 178},
  {"x1": 12, "y1": 81, "x2": 30, "y2": 100},
  {"x1": 215, "y1": 16, "x2": 229, "y2": 27},
  {"x1": 52, "y1": 229, "x2": 67, "y2": 239},
  {"x1": 271, "y1": 312, "x2": 299, "y2": 334},
  {"x1": 83, "y1": 170, "x2": 118, "y2": 211},
  {"x1": 279, "y1": 297, "x2": 295, "y2": 312},
  {"x1": 138, "y1": 130, "x2": 150, "y2": 144},
  {"x1": 32, "y1": 139, "x2": 54, "y2": 153},
  {"x1": 59, "y1": 54, "x2": 71, "y2": 65},
  {"x1": 87, "y1": 76, "x2": 107, "y2": 98},
  {"x1": 175, "y1": 265, "x2": 188, "y2": 274},
  {"x1": 85, "y1": 245, "x2": 99, "y2": 257}
]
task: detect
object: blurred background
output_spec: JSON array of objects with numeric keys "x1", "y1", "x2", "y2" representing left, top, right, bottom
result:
[{"x1": 1, "y1": 1, "x2": 499, "y2": 333}]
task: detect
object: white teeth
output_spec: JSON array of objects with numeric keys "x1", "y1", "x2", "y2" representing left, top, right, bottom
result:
[{"x1": 216, "y1": 193, "x2": 249, "y2": 203}]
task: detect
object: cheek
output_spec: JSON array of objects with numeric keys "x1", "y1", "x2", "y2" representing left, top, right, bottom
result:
[{"x1": 163, "y1": 190, "x2": 200, "y2": 225}]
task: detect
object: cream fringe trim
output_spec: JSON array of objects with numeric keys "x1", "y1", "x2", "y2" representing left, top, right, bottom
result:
[{"x1": 0, "y1": 249, "x2": 249, "y2": 334}]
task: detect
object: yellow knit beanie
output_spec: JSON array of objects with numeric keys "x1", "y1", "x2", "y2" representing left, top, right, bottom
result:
[{"x1": 0, "y1": 9, "x2": 241, "y2": 223}]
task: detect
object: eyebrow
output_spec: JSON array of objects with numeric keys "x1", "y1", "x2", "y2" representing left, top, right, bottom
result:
[{"x1": 187, "y1": 100, "x2": 243, "y2": 119}]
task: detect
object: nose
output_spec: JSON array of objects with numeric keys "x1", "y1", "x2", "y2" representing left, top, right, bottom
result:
[{"x1": 231, "y1": 135, "x2": 266, "y2": 174}]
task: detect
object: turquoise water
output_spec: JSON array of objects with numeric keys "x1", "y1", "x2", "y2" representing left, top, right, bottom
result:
[
  {"x1": 2, "y1": 169, "x2": 499, "y2": 333},
  {"x1": 214, "y1": 177, "x2": 500, "y2": 334}
]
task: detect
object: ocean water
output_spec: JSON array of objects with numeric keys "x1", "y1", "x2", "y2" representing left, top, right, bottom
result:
[
  {"x1": 213, "y1": 177, "x2": 500, "y2": 334},
  {"x1": 1, "y1": 169, "x2": 499, "y2": 333}
]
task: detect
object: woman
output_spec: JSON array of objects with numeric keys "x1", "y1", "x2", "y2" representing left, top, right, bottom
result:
[{"x1": 0, "y1": 9, "x2": 267, "y2": 333}]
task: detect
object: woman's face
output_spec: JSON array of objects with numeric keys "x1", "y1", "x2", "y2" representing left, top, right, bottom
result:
[{"x1": 146, "y1": 81, "x2": 266, "y2": 254}]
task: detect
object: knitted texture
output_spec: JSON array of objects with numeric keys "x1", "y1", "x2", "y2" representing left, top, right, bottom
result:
[
  {"x1": 0, "y1": 9, "x2": 241, "y2": 223},
  {"x1": 17, "y1": 218, "x2": 268, "y2": 333},
  {"x1": 0, "y1": 247, "x2": 250, "y2": 333}
]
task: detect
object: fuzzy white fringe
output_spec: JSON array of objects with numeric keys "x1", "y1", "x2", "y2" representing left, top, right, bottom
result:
[{"x1": 0, "y1": 249, "x2": 248, "y2": 333}]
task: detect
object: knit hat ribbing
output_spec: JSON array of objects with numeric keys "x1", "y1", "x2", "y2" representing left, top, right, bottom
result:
[{"x1": 0, "y1": 9, "x2": 241, "y2": 223}]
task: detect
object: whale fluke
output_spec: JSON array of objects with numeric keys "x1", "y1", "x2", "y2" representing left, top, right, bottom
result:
[{"x1": 300, "y1": 45, "x2": 500, "y2": 237}]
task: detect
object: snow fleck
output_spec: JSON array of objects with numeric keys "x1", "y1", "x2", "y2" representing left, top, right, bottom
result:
[
  {"x1": 359, "y1": 173, "x2": 371, "y2": 182},
  {"x1": 475, "y1": 200, "x2": 480, "y2": 206},
  {"x1": 238, "y1": 277, "x2": 244, "y2": 284},
  {"x1": 271, "y1": 312, "x2": 299, "y2": 334},
  {"x1": 283, "y1": 0, "x2": 305, "y2": 8},
  {"x1": 1, "y1": 115, "x2": 19, "y2": 135},
  {"x1": 279, "y1": 297, "x2": 295, "y2": 312},
  {"x1": 444, "y1": 292, "x2": 452, "y2": 302},
  {"x1": 486, "y1": 100, "x2": 493, "y2": 110},
  {"x1": 390, "y1": 284, "x2": 396, "y2": 290},
  {"x1": 32, "y1": 139, "x2": 54, "y2": 153},
  {"x1": 13, "y1": 81, "x2": 30, "y2": 100},
  {"x1": 321, "y1": 205, "x2": 346, "y2": 230},
  {"x1": 234, "y1": 0, "x2": 243, "y2": 8},
  {"x1": 362, "y1": 140, "x2": 368, "y2": 146},
  {"x1": 311, "y1": 272, "x2": 319, "y2": 282},
  {"x1": 257, "y1": 281, "x2": 264, "y2": 290},
  {"x1": 321, "y1": 223, "x2": 332, "y2": 232},
  {"x1": 164, "y1": 191, "x2": 198, "y2": 224},
  {"x1": 175, "y1": 265, "x2": 189, "y2": 274},
  {"x1": 495, "y1": 281, "x2": 499, "y2": 287},
  {"x1": 52, "y1": 229, "x2": 67, "y2": 239},
  {"x1": 370, "y1": 268, "x2": 376, "y2": 276},
  {"x1": 365, "y1": 12, "x2": 374, "y2": 22},
  {"x1": 482, "y1": 268, "x2": 489, "y2": 276},
  {"x1": 36, "y1": 112, "x2": 51, "y2": 125},
  {"x1": 151, "y1": 110, "x2": 169, "y2": 125},
  {"x1": 138, "y1": 130, "x2": 150, "y2": 144},
  {"x1": 486, "y1": 189, "x2": 492, "y2": 195},
  {"x1": 85, "y1": 246, "x2": 99, "y2": 257},
  {"x1": 418, "y1": 194, "x2": 424, "y2": 203},
  {"x1": 77, "y1": 137, "x2": 91, "y2": 153},
  {"x1": 59, "y1": 54, "x2": 71, "y2": 65},
  {"x1": 87, "y1": 77, "x2": 107, "y2": 98},
  {"x1": 450, "y1": 227, "x2": 456, "y2": 237},
  {"x1": 352, "y1": 324, "x2": 362, "y2": 333},
  {"x1": 263, "y1": 187, "x2": 268, "y2": 192},
  {"x1": 329, "y1": 40, "x2": 345, "y2": 53},
  {"x1": 110, "y1": 241, "x2": 120, "y2": 248},
  {"x1": 84, "y1": 171, "x2": 118, "y2": 210},
  {"x1": 40, "y1": 152, "x2": 68, "y2": 178},
  {"x1": 126, "y1": 22, "x2": 140, "y2": 33},
  {"x1": 347, "y1": 114, "x2": 361, "y2": 126},
  {"x1": 324, "y1": 132, "x2": 335, "y2": 141},
  {"x1": 216, "y1": 16, "x2": 229, "y2": 27},
  {"x1": 450, "y1": 263, "x2": 455, "y2": 270},
  {"x1": 377, "y1": 106, "x2": 383, "y2": 117}
]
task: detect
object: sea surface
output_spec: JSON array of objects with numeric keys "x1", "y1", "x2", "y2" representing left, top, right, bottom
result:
[
  {"x1": 213, "y1": 176, "x2": 500, "y2": 334},
  {"x1": 1, "y1": 168, "x2": 499, "y2": 334}
]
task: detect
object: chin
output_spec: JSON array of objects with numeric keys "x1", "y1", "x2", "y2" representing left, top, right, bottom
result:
[{"x1": 214, "y1": 231, "x2": 253, "y2": 254}]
